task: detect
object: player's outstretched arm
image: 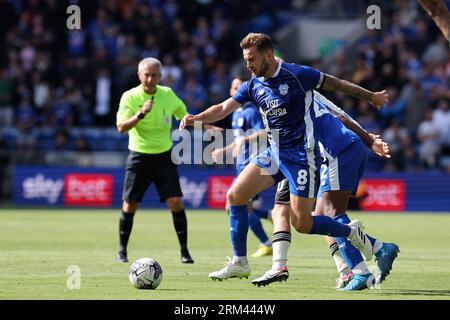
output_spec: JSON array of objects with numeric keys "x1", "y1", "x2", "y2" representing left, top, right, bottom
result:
[
  {"x1": 212, "y1": 143, "x2": 235, "y2": 162},
  {"x1": 337, "y1": 115, "x2": 375, "y2": 148},
  {"x1": 232, "y1": 129, "x2": 267, "y2": 158},
  {"x1": 337, "y1": 115, "x2": 390, "y2": 158},
  {"x1": 321, "y1": 74, "x2": 388, "y2": 110},
  {"x1": 179, "y1": 98, "x2": 241, "y2": 129},
  {"x1": 418, "y1": 0, "x2": 450, "y2": 44}
]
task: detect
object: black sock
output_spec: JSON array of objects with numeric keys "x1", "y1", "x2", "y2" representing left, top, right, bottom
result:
[
  {"x1": 171, "y1": 210, "x2": 188, "y2": 252},
  {"x1": 119, "y1": 211, "x2": 135, "y2": 252},
  {"x1": 329, "y1": 242, "x2": 340, "y2": 257}
]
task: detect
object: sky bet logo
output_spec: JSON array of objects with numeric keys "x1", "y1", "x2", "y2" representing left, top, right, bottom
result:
[{"x1": 22, "y1": 174, "x2": 63, "y2": 204}]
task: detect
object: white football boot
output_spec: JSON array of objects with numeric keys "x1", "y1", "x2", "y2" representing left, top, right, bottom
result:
[
  {"x1": 348, "y1": 220, "x2": 373, "y2": 261},
  {"x1": 208, "y1": 257, "x2": 250, "y2": 281}
]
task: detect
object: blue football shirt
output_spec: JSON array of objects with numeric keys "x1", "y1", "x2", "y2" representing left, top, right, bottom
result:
[
  {"x1": 232, "y1": 62, "x2": 325, "y2": 152},
  {"x1": 312, "y1": 92, "x2": 360, "y2": 158}
]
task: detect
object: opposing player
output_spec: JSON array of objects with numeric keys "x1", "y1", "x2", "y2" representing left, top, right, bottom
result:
[
  {"x1": 180, "y1": 33, "x2": 388, "y2": 281},
  {"x1": 212, "y1": 75, "x2": 273, "y2": 258},
  {"x1": 252, "y1": 92, "x2": 400, "y2": 290}
]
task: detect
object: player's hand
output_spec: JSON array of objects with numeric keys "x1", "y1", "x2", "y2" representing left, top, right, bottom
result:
[
  {"x1": 370, "y1": 90, "x2": 389, "y2": 110},
  {"x1": 179, "y1": 114, "x2": 195, "y2": 129},
  {"x1": 142, "y1": 97, "x2": 154, "y2": 114},
  {"x1": 371, "y1": 138, "x2": 391, "y2": 158}
]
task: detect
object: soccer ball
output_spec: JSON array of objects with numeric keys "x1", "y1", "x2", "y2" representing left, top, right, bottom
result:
[{"x1": 128, "y1": 258, "x2": 163, "y2": 289}]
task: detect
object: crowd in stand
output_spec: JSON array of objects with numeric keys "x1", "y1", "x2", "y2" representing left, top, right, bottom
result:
[
  {"x1": 0, "y1": 0, "x2": 449, "y2": 172},
  {"x1": 316, "y1": 0, "x2": 450, "y2": 172}
]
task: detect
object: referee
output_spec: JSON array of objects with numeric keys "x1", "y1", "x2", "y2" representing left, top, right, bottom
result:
[{"x1": 116, "y1": 57, "x2": 194, "y2": 264}]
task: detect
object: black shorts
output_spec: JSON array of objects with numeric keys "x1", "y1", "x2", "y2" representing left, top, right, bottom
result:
[
  {"x1": 274, "y1": 179, "x2": 290, "y2": 205},
  {"x1": 122, "y1": 149, "x2": 183, "y2": 203}
]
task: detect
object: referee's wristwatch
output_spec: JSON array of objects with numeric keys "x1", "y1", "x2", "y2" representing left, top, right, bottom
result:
[{"x1": 137, "y1": 111, "x2": 146, "y2": 119}]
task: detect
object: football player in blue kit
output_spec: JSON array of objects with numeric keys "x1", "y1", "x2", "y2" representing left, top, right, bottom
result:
[
  {"x1": 180, "y1": 33, "x2": 389, "y2": 280},
  {"x1": 211, "y1": 75, "x2": 273, "y2": 258},
  {"x1": 252, "y1": 91, "x2": 399, "y2": 290}
]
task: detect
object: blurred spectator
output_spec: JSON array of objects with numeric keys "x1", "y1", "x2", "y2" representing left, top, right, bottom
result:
[
  {"x1": 19, "y1": 40, "x2": 37, "y2": 73},
  {"x1": 178, "y1": 75, "x2": 208, "y2": 114},
  {"x1": 432, "y1": 99, "x2": 450, "y2": 156},
  {"x1": 432, "y1": 99, "x2": 450, "y2": 139},
  {"x1": 66, "y1": 28, "x2": 87, "y2": 57},
  {"x1": 351, "y1": 54, "x2": 370, "y2": 85},
  {"x1": 54, "y1": 129, "x2": 70, "y2": 151},
  {"x1": 378, "y1": 86, "x2": 406, "y2": 128},
  {"x1": 207, "y1": 61, "x2": 231, "y2": 104},
  {"x1": 74, "y1": 136, "x2": 91, "y2": 152},
  {"x1": 417, "y1": 109, "x2": 441, "y2": 168},
  {"x1": 94, "y1": 68, "x2": 112, "y2": 126},
  {"x1": 401, "y1": 81, "x2": 429, "y2": 134},
  {"x1": 422, "y1": 37, "x2": 449, "y2": 65},
  {"x1": 16, "y1": 97, "x2": 38, "y2": 162},
  {"x1": 356, "y1": 100, "x2": 381, "y2": 135},
  {"x1": 0, "y1": 68, "x2": 14, "y2": 127},
  {"x1": 141, "y1": 34, "x2": 160, "y2": 60},
  {"x1": 16, "y1": 97, "x2": 36, "y2": 132},
  {"x1": 31, "y1": 70, "x2": 50, "y2": 112},
  {"x1": 161, "y1": 53, "x2": 182, "y2": 86},
  {"x1": 47, "y1": 92, "x2": 74, "y2": 128},
  {"x1": 382, "y1": 119, "x2": 415, "y2": 171}
]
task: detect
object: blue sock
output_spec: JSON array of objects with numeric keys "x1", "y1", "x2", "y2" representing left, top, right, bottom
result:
[
  {"x1": 253, "y1": 208, "x2": 270, "y2": 220},
  {"x1": 333, "y1": 214, "x2": 364, "y2": 269},
  {"x1": 229, "y1": 205, "x2": 249, "y2": 257},
  {"x1": 309, "y1": 215, "x2": 351, "y2": 237},
  {"x1": 248, "y1": 213, "x2": 269, "y2": 245}
]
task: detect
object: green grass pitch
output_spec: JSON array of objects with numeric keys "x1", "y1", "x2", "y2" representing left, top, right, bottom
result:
[{"x1": 0, "y1": 209, "x2": 449, "y2": 300}]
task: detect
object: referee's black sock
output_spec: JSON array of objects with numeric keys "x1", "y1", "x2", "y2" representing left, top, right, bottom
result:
[
  {"x1": 171, "y1": 209, "x2": 188, "y2": 252},
  {"x1": 119, "y1": 211, "x2": 135, "y2": 253}
]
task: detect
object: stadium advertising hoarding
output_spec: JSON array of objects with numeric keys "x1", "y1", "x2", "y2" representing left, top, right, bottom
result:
[
  {"x1": 13, "y1": 166, "x2": 218, "y2": 208},
  {"x1": 64, "y1": 174, "x2": 114, "y2": 207},
  {"x1": 207, "y1": 176, "x2": 235, "y2": 209},
  {"x1": 359, "y1": 179, "x2": 406, "y2": 211},
  {"x1": 13, "y1": 166, "x2": 450, "y2": 211}
]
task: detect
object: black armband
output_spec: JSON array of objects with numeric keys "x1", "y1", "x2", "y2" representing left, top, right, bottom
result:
[{"x1": 137, "y1": 111, "x2": 146, "y2": 119}]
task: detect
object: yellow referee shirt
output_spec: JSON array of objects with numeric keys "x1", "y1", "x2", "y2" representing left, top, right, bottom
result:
[{"x1": 117, "y1": 84, "x2": 188, "y2": 154}]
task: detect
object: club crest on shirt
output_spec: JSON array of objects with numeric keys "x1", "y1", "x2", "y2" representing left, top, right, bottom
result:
[{"x1": 279, "y1": 84, "x2": 289, "y2": 95}]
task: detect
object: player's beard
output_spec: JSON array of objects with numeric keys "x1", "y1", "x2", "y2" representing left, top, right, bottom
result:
[{"x1": 255, "y1": 60, "x2": 269, "y2": 77}]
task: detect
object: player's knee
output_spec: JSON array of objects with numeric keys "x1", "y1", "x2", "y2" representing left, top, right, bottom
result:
[
  {"x1": 123, "y1": 201, "x2": 138, "y2": 213},
  {"x1": 291, "y1": 215, "x2": 311, "y2": 233},
  {"x1": 272, "y1": 205, "x2": 289, "y2": 220},
  {"x1": 227, "y1": 188, "x2": 247, "y2": 206},
  {"x1": 166, "y1": 197, "x2": 184, "y2": 211}
]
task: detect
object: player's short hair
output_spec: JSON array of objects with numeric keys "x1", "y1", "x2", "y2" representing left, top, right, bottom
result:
[
  {"x1": 240, "y1": 33, "x2": 274, "y2": 52},
  {"x1": 138, "y1": 57, "x2": 162, "y2": 73}
]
